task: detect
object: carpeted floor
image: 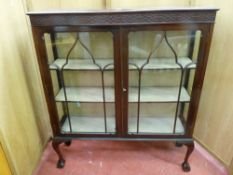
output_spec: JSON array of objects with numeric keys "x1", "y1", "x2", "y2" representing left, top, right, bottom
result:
[{"x1": 34, "y1": 140, "x2": 228, "y2": 175}]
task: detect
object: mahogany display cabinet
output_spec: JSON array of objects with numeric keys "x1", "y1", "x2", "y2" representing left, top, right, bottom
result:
[{"x1": 27, "y1": 8, "x2": 218, "y2": 172}]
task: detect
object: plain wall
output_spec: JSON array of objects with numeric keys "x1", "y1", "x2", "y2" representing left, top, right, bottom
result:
[
  {"x1": 193, "y1": 0, "x2": 233, "y2": 171},
  {"x1": 0, "y1": 0, "x2": 51, "y2": 174}
]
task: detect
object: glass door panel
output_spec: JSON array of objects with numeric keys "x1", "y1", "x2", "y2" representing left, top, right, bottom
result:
[
  {"x1": 127, "y1": 30, "x2": 201, "y2": 134},
  {"x1": 44, "y1": 31, "x2": 116, "y2": 134}
]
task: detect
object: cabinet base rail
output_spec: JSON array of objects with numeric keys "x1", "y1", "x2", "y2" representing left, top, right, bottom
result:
[{"x1": 52, "y1": 137, "x2": 194, "y2": 172}]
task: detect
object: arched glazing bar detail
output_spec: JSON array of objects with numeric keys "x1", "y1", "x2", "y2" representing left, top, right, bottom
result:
[
  {"x1": 128, "y1": 31, "x2": 196, "y2": 134},
  {"x1": 53, "y1": 33, "x2": 114, "y2": 133}
]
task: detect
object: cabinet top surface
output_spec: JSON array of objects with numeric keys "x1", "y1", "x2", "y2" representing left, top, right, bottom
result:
[{"x1": 27, "y1": 7, "x2": 218, "y2": 15}]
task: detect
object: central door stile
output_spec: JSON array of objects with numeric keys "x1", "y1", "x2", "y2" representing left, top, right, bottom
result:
[
  {"x1": 113, "y1": 27, "x2": 124, "y2": 136},
  {"x1": 121, "y1": 28, "x2": 129, "y2": 136}
]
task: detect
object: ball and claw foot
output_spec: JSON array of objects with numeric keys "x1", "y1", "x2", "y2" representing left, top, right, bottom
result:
[
  {"x1": 57, "y1": 159, "x2": 65, "y2": 168},
  {"x1": 182, "y1": 162, "x2": 191, "y2": 172},
  {"x1": 64, "y1": 140, "x2": 72, "y2": 146}
]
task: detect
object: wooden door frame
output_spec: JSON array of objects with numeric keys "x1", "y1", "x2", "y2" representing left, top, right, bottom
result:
[
  {"x1": 32, "y1": 26, "x2": 124, "y2": 137},
  {"x1": 120, "y1": 24, "x2": 213, "y2": 138}
]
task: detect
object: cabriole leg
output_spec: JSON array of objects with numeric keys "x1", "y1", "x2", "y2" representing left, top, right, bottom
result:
[
  {"x1": 52, "y1": 140, "x2": 65, "y2": 168},
  {"x1": 182, "y1": 141, "x2": 194, "y2": 172}
]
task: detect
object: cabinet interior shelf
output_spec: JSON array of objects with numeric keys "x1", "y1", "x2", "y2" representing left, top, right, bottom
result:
[
  {"x1": 61, "y1": 116, "x2": 184, "y2": 134},
  {"x1": 49, "y1": 57, "x2": 196, "y2": 70},
  {"x1": 55, "y1": 86, "x2": 190, "y2": 103}
]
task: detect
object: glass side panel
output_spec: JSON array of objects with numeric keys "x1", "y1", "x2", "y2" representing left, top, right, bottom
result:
[
  {"x1": 44, "y1": 32, "x2": 116, "y2": 134},
  {"x1": 128, "y1": 30, "x2": 201, "y2": 134}
]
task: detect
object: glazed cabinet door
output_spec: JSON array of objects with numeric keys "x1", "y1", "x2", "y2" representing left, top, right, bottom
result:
[
  {"x1": 123, "y1": 28, "x2": 202, "y2": 135},
  {"x1": 42, "y1": 29, "x2": 120, "y2": 135}
]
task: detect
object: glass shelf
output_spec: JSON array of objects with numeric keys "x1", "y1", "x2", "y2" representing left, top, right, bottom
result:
[
  {"x1": 128, "y1": 116, "x2": 184, "y2": 134},
  {"x1": 61, "y1": 116, "x2": 116, "y2": 133},
  {"x1": 55, "y1": 87, "x2": 114, "y2": 102},
  {"x1": 49, "y1": 57, "x2": 196, "y2": 71},
  {"x1": 129, "y1": 87, "x2": 190, "y2": 102},
  {"x1": 49, "y1": 58, "x2": 114, "y2": 70},
  {"x1": 55, "y1": 86, "x2": 190, "y2": 103},
  {"x1": 61, "y1": 115, "x2": 184, "y2": 134},
  {"x1": 129, "y1": 57, "x2": 196, "y2": 69}
]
